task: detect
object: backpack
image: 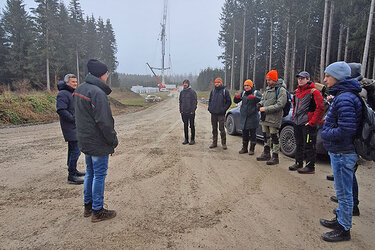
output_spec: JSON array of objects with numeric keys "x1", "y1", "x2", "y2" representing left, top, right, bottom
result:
[
  {"x1": 338, "y1": 91, "x2": 375, "y2": 161},
  {"x1": 276, "y1": 87, "x2": 292, "y2": 117}
]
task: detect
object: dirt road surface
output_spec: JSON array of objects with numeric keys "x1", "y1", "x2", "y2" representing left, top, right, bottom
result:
[{"x1": 1, "y1": 93, "x2": 375, "y2": 249}]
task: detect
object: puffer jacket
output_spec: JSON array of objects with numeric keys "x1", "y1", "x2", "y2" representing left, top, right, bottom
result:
[
  {"x1": 292, "y1": 81, "x2": 325, "y2": 126},
  {"x1": 208, "y1": 85, "x2": 232, "y2": 115},
  {"x1": 179, "y1": 87, "x2": 197, "y2": 114},
  {"x1": 56, "y1": 80, "x2": 77, "y2": 142},
  {"x1": 233, "y1": 89, "x2": 262, "y2": 130},
  {"x1": 321, "y1": 77, "x2": 362, "y2": 153},
  {"x1": 73, "y1": 74, "x2": 118, "y2": 156},
  {"x1": 259, "y1": 79, "x2": 287, "y2": 128}
]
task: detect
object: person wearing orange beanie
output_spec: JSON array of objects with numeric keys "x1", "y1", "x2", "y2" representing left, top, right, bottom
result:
[{"x1": 256, "y1": 70, "x2": 287, "y2": 165}]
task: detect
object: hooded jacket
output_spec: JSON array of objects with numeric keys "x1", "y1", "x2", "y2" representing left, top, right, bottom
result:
[
  {"x1": 292, "y1": 81, "x2": 325, "y2": 126},
  {"x1": 259, "y1": 79, "x2": 287, "y2": 128},
  {"x1": 179, "y1": 86, "x2": 197, "y2": 114},
  {"x1": 73, "y1": 74, "x2": 118, "y2": 156},
  {"x1": 56, "y1": 80, "x2": 77, "y2": 142},
  {"x1": 233, "y1": 89, "x2": 262, "y2": 130},
  {"x1": 208, "y1": 85, "x2": 232, "y2": 115},
  {"x1": 321, "y1": 77, "x2": 362, "y2": 153}
]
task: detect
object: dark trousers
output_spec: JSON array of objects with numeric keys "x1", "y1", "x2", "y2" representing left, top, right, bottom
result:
[
  {"x1": 181, "y1": 113, "x2": 195, "y2": 141},
  {"x1": 242, "y1": 128, "x2": 256, "y2": 147},
  {"x1": 294, "y1": 124, "x2": 317, "y2": 165},
  {"x1": 353, "y1": 164, "x2": 359, "y2": 206},
  {"x1": 211, "y1": 114, "x2": 226, "y2": 144},
  {"x1": 67, "y1": 141, "x2": 81, "y2": 175}
]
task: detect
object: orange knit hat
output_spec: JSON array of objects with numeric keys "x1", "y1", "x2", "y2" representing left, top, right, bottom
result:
[
  {"x1": 214, "y1": 78, "x2": 223, "y2": 85},
  {"x1": 243, "y1": 79, "x2": 253, "y2": 88},
  {"x1": 266, "y1": 70, "x2": 278, "y2": 82}
]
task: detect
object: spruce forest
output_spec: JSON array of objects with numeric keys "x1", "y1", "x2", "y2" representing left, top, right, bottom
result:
[
  {"x1": 218, "y1": 0, "x2": 375, "y2": 91},
  {"x1": 0, "y1": 0, "x2": 118, "y2": 91}
]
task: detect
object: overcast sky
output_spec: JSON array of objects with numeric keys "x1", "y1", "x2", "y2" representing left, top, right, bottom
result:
[{"x1": 4, "y1": 0, "x2": 226, "y2": 75}]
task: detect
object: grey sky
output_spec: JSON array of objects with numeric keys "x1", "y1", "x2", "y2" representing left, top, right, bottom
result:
[{"x1": 4, "y1": 0, "x2": 226, "y2": 75}]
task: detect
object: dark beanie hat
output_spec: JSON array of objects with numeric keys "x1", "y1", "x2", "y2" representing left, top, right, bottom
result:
[{"x1": 87, "y1": 59, "x2": 108, "y2": 77}]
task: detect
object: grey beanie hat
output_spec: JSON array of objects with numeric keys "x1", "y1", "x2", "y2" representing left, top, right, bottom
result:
[{"x1": 324, "y1": 61, "x2": 351, "y2": 81}]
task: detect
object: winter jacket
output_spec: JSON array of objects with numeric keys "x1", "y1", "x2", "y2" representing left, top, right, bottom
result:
[
  {"x1": 321, "y1": 77, "x2": 362, "y2": 153},
  {"x1": 208, "y1": 85, "x2": 232, "y2": 115},
  {"x1": 233, "y1": 89, "x2": 262, "y2": 130},
  {"x1": 259, "y1": 79, "x2": 287, "y2": 128},
  {"x1": 292, "y1": 81, "x2": 325, "y2": 126},
  {"x1": 56, "y1": 81, "x2": 77, "y2": 142},
  {"x1": 73, "y1": 74, "x2": 118, "y2": 156},
  {"x1": 179, "y1": 87, "x2": 197, "y2": 114}
]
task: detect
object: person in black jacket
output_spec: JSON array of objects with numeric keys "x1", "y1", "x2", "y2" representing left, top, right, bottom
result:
[
  {"x1": 179, "y1": 79, "x2": 197, "y2": 145},
  {"x1": 56, "y1": 74, "x2": 84, "y2": 185},
  {"x1": 73, "y1": 59, "x2": 118, "y2": 223},
  {"x1": 208, "y1": 78, "x2": 232, "y2": 149}
]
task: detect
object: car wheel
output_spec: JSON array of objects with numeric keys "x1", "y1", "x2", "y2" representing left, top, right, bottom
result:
[
  {"x1": 279, "y1": 125, "x2": 296, "y2": 157},
  {"x1": 226, "y1": 114, "x2": 237, "y2": 135}
]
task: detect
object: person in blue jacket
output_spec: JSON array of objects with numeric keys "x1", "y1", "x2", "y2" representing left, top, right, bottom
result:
[
  {"x1": 56, "y1": 74, "x2": 84, "y2": 185},
  {"x1": 319, "y1": 62, "x2": 362, "y2": 242}
]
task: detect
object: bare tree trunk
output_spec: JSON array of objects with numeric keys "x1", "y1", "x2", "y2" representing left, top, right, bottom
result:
[
  {"x1": 367, "y1": 56, "x2": 371, "y2": 78},
  {"x1": 326, "y1": 1, "x2": 334, "y2": 67},
  {"x1": 337, "y1": 23, "x2": 344, "y2": 61},
  {"x1": 320, "y1": 0, "x2": 329, "y2": 82},
  {"x1": 361, "y1": 0, "x2": 375, "y2": 75},
  {"x1": 230, "y1": 26, "x2": 235, "y2": 90},
  {"x1": 284, "y1": 16, "x2": 291, "y2": 87},
  {"x1": 269, "y1": 15, "x2": 273, "y2": 71},
  {"x1": 304, "y1": 1, "x2": 312, "y2": 71},
  {"x1": 240, "y1": 13, "x2": 246, "y2": 91},
  {"x1": 246, "y1": 54, "x2": 250, "y2": 79},
  {"x1": 253, "y1": 25, "x2": 258, "y2": 85},
  {"x1": 290, "y1": 28, "x2": 297, "y2": 92},
  {"x1": 46, "y1": 57, "x2": 50, "y2": 91},
  {"x1": 344, "y1": 26, "x2": 349, "y2": 61},
  {"x1": 76, "y1": 50, "x2": 80, "y2": 84},
  {"x1": 224, "y1": 61, "x2": 227, "y2": 85},
  {"x1": 373, "y1": 55, "x2": 375, "y2": 79}
]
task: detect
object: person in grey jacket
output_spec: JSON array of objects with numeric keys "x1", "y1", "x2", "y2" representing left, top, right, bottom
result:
[
  {"x1": 73, "y1": 59, "x2": 118, "y2": 223},
  {"x1": 179, "y1": 79, "x2": 197, "y2": 145},
  {"x1": 256, "y1": 70, "x2": 287, "y2": 165}
]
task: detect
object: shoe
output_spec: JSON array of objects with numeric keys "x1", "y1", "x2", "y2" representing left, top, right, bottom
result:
[
  {"x1": 266, "y1": 153, "x2": 279, "y2": 165},
  {"x1": 182, "y1": 139, "x2": 189, "y2": 145},
  {"x1": 248, "y1": 142, "x2": 256, "y2": 155},
  {"x1": 84, "y1": 201, "x2": 92, "y2": 217},
  {"x1": 321, "y1": 224, "x2": 351, "y2": 242},
  {"x1": 75, "y1": 170, "x2": 85, "y2": 177},
  {"x1": 327, "y1": 175, "x2": 334, "y2": 181},
  {"x1": 222, "y1": 144, "x2": 228, "y2": 150},
  {"x1": 91, "y1": 207, "x2": 117, "y2": 223},
  {"x1": 289, "y1": 162, "x2": 303, "y2": 171},
  {"x1": 330, "y1": 196, "x2": 338, "y2": 203},
  {"x1": 297, "y1": 166, "x2": 315, "y2": 174},
  {"x1": 320, "y1": 217, "x2": 339, "y2": 229},
  {"x1": 256, "y1": 146, "x2": 271, "y2": 161},
  {"x1": 239, "y1": 148, "x2": 248, "y2": 154},
  {"x1": 67, "y1": 175, "x2": 84, "y2": 185},
  {"x1": 189, "y1": 140, "x2": 195, "y2": 145},
  {"x1": 209, "y1": 143, "x2": 217, "y2": 148},
  {"x1": 333, "y1": 206, "x2": 360, "y2": 216}
]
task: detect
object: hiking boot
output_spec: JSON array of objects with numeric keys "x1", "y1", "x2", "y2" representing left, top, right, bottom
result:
[
  {"x1": 333, "y1": 206, "x2": 360, "y2": 216},
  {"x1": 182, "y1": 139, "x2": 189, "y2": 145},
  {"x1": 321, "y1": 224, "x2": 351, "y2": 242},
  {"x1": 189, "y1": 140, "x2": 195, "y2": 145},
  {"x1": 67, "y1": 175, "x2": 84, "y2": 185},
  {"x1": 330, "y1": 196, "x2": 338, "y2": 203},
  {"x1": 297, "y1": 162, "x2": 315, "y2": 174},
  {"x1": 326, "y1": 175, "x2": 334, "y2": 181},
  {"x1": 84, "y1": 201, "x2": 92, "y2": 217},
  {"x1": 91, "y1": 207, "x2": 117, "y2": 223},
  {"x1": 289, "y1": 162, "x2": 303, "y2": 171},
  {"x1": 248, "y1": 142, "x2": 256, "y2": 155},
  {"x1": 222, "y1": 144, "x2": 228, "y2": 150},
  {"x1": 320, "y1": 217, "x2": 339, "y2": 229},
  {"x1": 266, "y1": 153, "x2": 279, "y2": 165},
  {"x1": 256, "y1": 146, "x2": 271, "y2": 161},
  {"x1": 239, "y1": 148, "x2": 248, "y2": 154},
  {"x1": 75, "y1": 170, "x2": 85, "y2": 177},
  {"x1": 209, "y1": 142, "x2": 217, "y2": 148}
]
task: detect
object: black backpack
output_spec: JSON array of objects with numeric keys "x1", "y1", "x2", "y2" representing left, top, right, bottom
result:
[
  {"x1": 276, "y1": 87, "x2": 292, "y2": 117},
  {"x1": 338, "y1": 91, "x2": 375, "y2": 161}
]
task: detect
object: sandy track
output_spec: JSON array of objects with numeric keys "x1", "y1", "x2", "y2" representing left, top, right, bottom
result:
[{"x1": 1, "y1": 93, "x2": 374, "y2": 249}]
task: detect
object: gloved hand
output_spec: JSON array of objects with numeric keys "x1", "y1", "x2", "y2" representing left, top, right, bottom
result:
[{"x1": 235, "y1": 94, "x2": 241, "y2": 99}]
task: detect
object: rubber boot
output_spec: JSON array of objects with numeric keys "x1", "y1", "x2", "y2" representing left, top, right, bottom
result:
[
  {"x1": 222, "y1": 139, "x2": 227, "y2": 150},
  {"x1": 266, "y1": 153, "x2": 279, "y2": 165},
  {"x1": 209, "y1": 138, "x2": 217, "y2": 148},
  {"x1": 256, "y1": 146, "x2": 271, "y2": 161},
  {"x1": 248, "y1": 142, "x2": 256, "y2": 155},
  {"x1": 239, "y1": 141, "x2": 249, "y2": 154}
]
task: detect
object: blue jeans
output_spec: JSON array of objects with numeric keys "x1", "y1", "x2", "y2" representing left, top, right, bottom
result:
[
  {"x1": 67, "y1": 141, "x2": 81, "y2": 175},
  {"x1": 84, "y1": 155, "x2": 109, "y2": 210},
  {"x1": 329, "y1": 152, "x2": 357, "y2": 231}
]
